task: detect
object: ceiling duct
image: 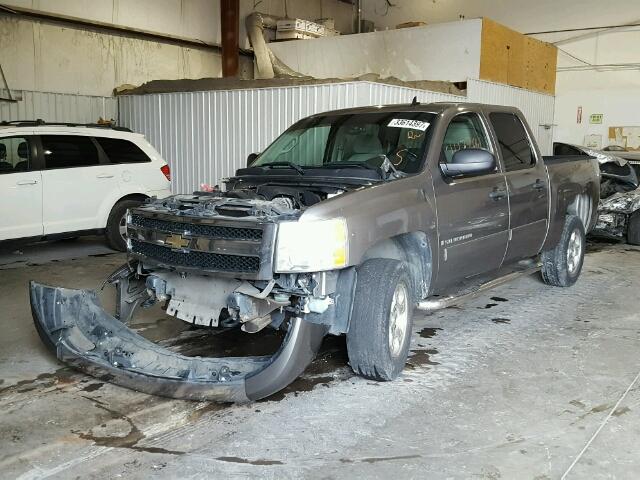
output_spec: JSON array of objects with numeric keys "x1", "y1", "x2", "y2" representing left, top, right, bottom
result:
[{"x1": 245, "y1": 12, "x2": 305, "y2": 79}]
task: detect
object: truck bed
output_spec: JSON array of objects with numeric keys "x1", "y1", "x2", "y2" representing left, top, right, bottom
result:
[{"x1": 542, "y1": 155, "x2": 595, "y2": 165}]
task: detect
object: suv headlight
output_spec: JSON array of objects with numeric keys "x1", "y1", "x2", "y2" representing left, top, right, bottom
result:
[{"x1": 275, "y1": 218, "x2": 348, "y2": 272}]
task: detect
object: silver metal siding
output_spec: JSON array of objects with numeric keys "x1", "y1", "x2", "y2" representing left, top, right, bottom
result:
[
  {"x1": 467, "y1": 79, "x2": 555, "y2": 155},
  {"x1": 0, "y1": 90, "x2": 117, "y2": 124},
  {"x1": 118, "y1": 81, "x2": 465, "y2": 193}
]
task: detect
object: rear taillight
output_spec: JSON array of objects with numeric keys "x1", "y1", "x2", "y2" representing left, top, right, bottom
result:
[{"x1": 160, "y1": 164, "x2": 171, "y2": 181}]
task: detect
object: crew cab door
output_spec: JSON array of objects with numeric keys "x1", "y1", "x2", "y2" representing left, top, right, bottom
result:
[
  {"x1": 432, "y1": 111, "x2": 509, "y2": 288},
  {"x1": 488, "y1": 112, "x2": 550, "y2": 263},
  {"x1": 40, "y1": 134, "x2": 121, "y2": 235},
  {"x1": 0, "y1": 135, "x2": 43, "y2": 240}
]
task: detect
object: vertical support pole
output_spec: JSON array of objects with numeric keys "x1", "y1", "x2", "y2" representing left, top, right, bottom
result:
[{"x1": 221, "y1": 0, "x2": 239, "y2": 78}]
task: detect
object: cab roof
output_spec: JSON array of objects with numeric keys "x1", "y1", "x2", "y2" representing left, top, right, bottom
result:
[{"x1": 306, "y1": 102, "x2": 521, "y2": 118}]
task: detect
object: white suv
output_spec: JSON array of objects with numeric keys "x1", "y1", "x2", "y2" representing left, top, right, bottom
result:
[{"x1": 0, "y1": 121, "x2": 172, "y2": 251}]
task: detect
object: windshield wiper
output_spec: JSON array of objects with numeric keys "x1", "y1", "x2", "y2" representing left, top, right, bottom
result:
[
  {"x1": 317, "y1": 162, "x2": 383, "y2": 176},
  {"x1": 258, "y1": 162, "x2": 305, "y2": 176}
]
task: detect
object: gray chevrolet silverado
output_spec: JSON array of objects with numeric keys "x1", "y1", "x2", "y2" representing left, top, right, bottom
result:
[{"x1": 31, "y1": 102, "x2": 600, "y2": 402}]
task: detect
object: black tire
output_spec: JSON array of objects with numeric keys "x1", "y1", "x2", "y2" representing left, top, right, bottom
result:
[
  {"x1": 541, "y1": 215, "x2": 585, "y2": 287},
  {"x1": 347, "y1": 258, "x2": 414, "y2": 381},
  {"x1": 105, "y1": 199, "x2": 142, "y2": 251},
  {"x1": 627, "y1": 211, "x2": 640, "y2": 246}
]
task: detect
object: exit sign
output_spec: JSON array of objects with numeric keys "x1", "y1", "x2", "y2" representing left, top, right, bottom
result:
[{"x1": 590, "y1": 114, "x2": 603, "y2": 124}]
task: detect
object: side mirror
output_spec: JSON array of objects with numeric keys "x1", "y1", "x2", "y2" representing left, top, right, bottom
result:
[
  {"x1": 441, "y1": 149, "x2": 496, "y2": 177},
  {"x1": 247, "y1": 152, "x2": 259, "y2": 167}
]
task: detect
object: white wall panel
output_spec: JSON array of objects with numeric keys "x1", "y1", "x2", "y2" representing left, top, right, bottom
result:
[
  {"x1": 269, "y1": 20, "x2": 482, "y2": 83},
  {"x1": 0, "y1": 90, "x2": 117, "y2": 124}
]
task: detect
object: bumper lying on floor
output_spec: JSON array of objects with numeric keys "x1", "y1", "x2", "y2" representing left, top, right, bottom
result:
[{"x1": 29, "y1": 281, "x2": 325, "y2": 402}]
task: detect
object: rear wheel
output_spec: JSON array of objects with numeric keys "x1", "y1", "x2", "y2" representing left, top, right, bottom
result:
[
  {"x1": 105, "y1": 199, "x2": 143, "y2": 251},
  {"x1": 347, "y1": 258, "x2": 414, "y2": 381},
  {"x1": 627, "y1": 211, "x2": 640, "y2": 245},
  {"x1": 541, "y1": 215, "x2": 585, "y2": 287}
]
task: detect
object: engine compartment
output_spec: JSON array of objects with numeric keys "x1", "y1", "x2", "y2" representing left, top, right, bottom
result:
[{"x1": 146, "y1": 183, "x2": 346, "y2": 220}]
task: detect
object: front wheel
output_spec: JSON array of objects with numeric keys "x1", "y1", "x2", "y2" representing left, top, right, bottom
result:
[
  {"x1": 347, "y1": 258, "x2": 414, "y2": 381},
  {"x1": 541, "y1": 215, "x2": 585, "y2": 287},
  {"x1": 105, "y1": 199, "x2": 143, "y2": 251}
]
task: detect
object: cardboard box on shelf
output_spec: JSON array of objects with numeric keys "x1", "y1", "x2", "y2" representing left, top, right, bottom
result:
[
  {"x1": 275, "y1": 30, "x2": 314, "y2": 40},
  {"x1": 276, "y1": 19, "x2": 307, "y2": 31}
]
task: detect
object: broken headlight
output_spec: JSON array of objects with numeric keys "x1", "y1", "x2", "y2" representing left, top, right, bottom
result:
[{"x1": 275, "y1": 218, "x2": 348, "y2": 272}]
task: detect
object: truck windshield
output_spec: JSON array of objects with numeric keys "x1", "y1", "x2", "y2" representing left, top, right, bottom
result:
[{"x1": 251, "y1": 111, "x2": 437, "y2": 175}]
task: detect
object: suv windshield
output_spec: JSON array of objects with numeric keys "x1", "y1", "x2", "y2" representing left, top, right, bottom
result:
[{"x1": 251, "y1": 111, "x2": 437, "y2": 175}]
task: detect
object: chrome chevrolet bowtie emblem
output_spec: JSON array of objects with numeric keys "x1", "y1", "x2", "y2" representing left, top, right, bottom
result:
[{"x1": 164, "y1": 234, "x2": 191, "y2": 249}]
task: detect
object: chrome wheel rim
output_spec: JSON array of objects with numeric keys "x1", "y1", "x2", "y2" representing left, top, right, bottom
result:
[
  {"x1": 389, "y1": 282, "x2": 409, "y2": 357},
  {"x1": 567, "y1": 229, "x2": 582, "y2": 275},
  {"x1": 118, "y1": 214, "x2": 128, "y2": 243}
]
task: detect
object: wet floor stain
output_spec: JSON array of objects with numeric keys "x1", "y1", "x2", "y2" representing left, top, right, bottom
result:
[
  {"x1": 490, "y1": 296, "x2": 508, "y2": 302},
  {"x1": 574, "y1": 403, "x2": 615, "y2": 423},
  {"x1": 590, "y1": 404, "x2": 610, "y2": 413},
  {"x1": 491, "y1": 318, "x2": 511, "y2": 324},
  {"x1": 262, "y1": 336, "x2": 352, "y2": 401},
  {"x1": 188, "y1": 402, "x2": 230, "y2": 422},
  {"x1": 0, "y1": 368, "x2": 78, "y2": 397},
  {"x1": 586, "y1": 241, "x2": 617, "y2": 254},
  {"x1": 418, "y1": 327, "x2": 442, "y2": 339},
  {"x1": 613, "y1": 406, "x2": 631, "y2": 416},
  {"x1": 480, "y1": 303, "x2": 499, "y2": 309},
  {"x1": 74, "y1": 403, "x2": 185, "y2": 455},
  {"x1": 81, "y1": 382, "x2": 104, "y2": 392},
  {"x1": 406, "y1": 349, "x2": 439, "y2": 368},
  {"x1": 132, "y1": 311, "x2": 288, "y2": 358},
  {"x1": 216, "y1": 456, "x2": 283, "y2": 466},
  {"x1": 340, "y1": 454, "x2": 422, "y2": 464}
]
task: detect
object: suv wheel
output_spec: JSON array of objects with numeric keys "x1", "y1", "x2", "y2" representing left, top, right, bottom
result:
[
  {"x1": 105, "y1": 199, "x2": 143, "y2": 251},
  {"x1": 347, "y1": 258, "x2": 414, "y2": 381},
  {"x1": 627, "y1": 211, "x2": 640, "y2": 245},
  {"x1": 541, "y1": 215, "x2": 585, "y2": 287}
]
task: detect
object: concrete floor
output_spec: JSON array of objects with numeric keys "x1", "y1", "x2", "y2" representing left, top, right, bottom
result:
[{"x1": 1, "y1": 237, "x2": 639, "y2": 479}]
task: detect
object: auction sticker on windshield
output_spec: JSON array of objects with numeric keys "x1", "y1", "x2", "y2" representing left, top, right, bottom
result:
[{"x1": 388, "y1": 119, "x2": 430, "y2": 131}]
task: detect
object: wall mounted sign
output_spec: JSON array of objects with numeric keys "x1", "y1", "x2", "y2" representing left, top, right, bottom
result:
[
  {"x1": 589, "y1": 114, "x2": 603, "y2": 124},
  {"x1": 577, "y1": 106, "x2": 582, "y2": 124}
]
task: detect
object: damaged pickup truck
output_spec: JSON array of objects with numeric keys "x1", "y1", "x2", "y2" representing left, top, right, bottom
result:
[{"x1": 31, "y1": 103, "x2": 600, "y2": 402}]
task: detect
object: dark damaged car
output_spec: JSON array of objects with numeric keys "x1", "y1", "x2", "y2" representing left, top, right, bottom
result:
[
  {"x1": 31, "y1": 103, "x2": 600, "y2": 402},
  {"x1": 553, "y1": 142, "x2": 640, "y2": 244}
]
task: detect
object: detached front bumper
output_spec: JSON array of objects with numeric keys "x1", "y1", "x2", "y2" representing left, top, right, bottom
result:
[{"x1": 29, "y1": 282, "x2": 325, "y2": 402}]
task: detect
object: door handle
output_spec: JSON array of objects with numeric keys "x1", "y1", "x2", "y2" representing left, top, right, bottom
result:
[
  {"x1": 489, "y1": 188, "x2": 507, "y2": 201},
  {"x1": 17, "y1": 180, "x2": 38, "y2": 185},
  {"x1": 532, "y1": 179, "x2": 545, "y2": 191},
  {"x1": 96, "y1": 174, "x2": 114, "y2": 179}
]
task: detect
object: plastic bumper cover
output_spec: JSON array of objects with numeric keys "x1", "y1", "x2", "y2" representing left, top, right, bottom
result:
[{"x1": 29, "y1": 281, "x2": 325, "y2": 402}]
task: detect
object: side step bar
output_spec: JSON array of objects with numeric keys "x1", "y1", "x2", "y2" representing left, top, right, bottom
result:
[
  {"x1": 29, "y1": 282, "x2": 325, "y2": 402},
  {"x1": 416, "y1": 264, "x2": 541, "y2": 312}
]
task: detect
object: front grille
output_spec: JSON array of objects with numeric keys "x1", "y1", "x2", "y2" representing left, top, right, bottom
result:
[
  {"x1": 131, "y1": 239, "x2": 260, "y2": 273},
  {"x1": 130, "y1": 214, "x2": 263, "y2": 241}
]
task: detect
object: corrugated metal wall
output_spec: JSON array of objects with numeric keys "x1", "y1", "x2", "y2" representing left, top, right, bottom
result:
[
  {"x1": 0, "y1": 90, "x2": 117, "y2": 124},
  {"x1": 118, "y1": 79, "x2": 555, "y2": 194},
  {"x1": 118, "y1": 81, "x2": 464, "y2": 193},
  {"x1": 467, "y1": 79, "x2": 555, "y2": 155}
]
